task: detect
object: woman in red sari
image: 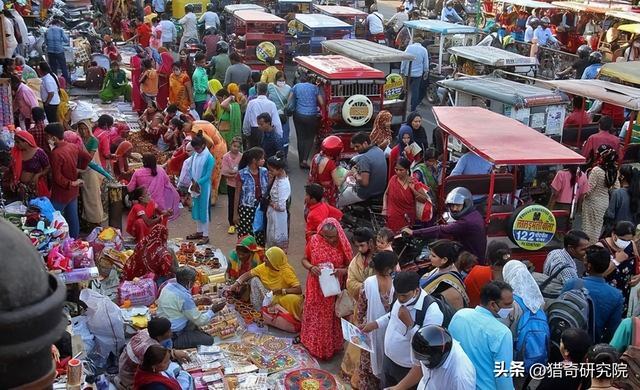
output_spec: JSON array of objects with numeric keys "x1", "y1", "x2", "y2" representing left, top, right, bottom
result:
[
  {"x1": 122, "y1": 224, "x2": 175, "y2": 283},
  {"x1": 384, "y1": 157, "x2": 429, "y2": 233},
  {"x1": 301, "y1": 217, "x2": 352, "y2": 359},
  {"x1": 308, "y1": 135, "x2": 344, "y2": 206},
  {"x1": 156, "y1": 48, "x2": 173, "y2": 110},
  {"x1": 130, "y1": 46, "x2": 147, "y2": 113},
  {"x1": 133, "y1": 345, "x2": 181, "y2": 390},
  {"x1": 11, "y1": 130, "x2": 50, "y2": 199},
  {"x1": 126, "y1": 187, "x2": 169, "y2": 242}
]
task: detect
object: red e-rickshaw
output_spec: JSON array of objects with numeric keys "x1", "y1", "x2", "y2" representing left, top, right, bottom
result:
[
  {"x1": 433, "y1": 106, "x2": 586, "y2": 270},
  {"x1": 230, "y1": 11, "x2": 287, "y2": 71},
  {"x1": 293, "y1": 55, "x2": 386, "y2": 159},
  {"x1": 312, "y1": 4, "x2": 368, "y2": 38},
  {"x1": 539, "y1": 78, "x2": 640, "y2": 164}
]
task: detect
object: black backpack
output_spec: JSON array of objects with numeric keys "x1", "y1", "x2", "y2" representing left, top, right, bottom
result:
[{"x1": 416, "y1": 294, "x2": 456, "y2": 328}]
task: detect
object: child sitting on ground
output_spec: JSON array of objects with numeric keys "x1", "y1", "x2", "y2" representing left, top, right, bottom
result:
[{"x1": 126, "y1": 187, "x2": 170, "y2": 242}]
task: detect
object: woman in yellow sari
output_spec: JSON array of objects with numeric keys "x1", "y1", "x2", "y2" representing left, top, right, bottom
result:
[
  {"x1": 230, "y1": 246, "x2": 303, "y2": 320},
  {"x1": 168, "y1": 63, "x2": 193, "y2": 113},
  {"x1": 227, "y1": 83, "x2": 247, "y2": 113},
  {"x1": 190, "y1": 120, "x2": 227, "y2": 204}
]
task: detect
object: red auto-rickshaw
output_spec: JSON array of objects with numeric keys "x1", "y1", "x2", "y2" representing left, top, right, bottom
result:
[
  {"x1": 293, "y1": 55, "x2": 386, "y2": 159},
  {"x1": 230, "y1": 11, "x2": 287, "y2": 71},
  {"x1": 433, "y1": 106, "x2": 586, "y2": 270}
]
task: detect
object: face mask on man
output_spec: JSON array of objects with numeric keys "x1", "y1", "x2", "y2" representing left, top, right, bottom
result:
[
  {"x1": 497, "y1": 307, "x2": 513, "y2": 319},
  {"x1": 400, "y1": 290, "x2": 420, "y2": 308},
  {"x1": 48, "y1": 138, "x2": 56, "y2": 150}
]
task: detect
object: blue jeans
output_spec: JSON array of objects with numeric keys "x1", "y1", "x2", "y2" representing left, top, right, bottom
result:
[
  {"x1": 52, "y1": 198, "x2": 80, "y2": 238},
  {"x1": 409, "y1": 76, "x2": 423, "y2": 112},
  {"x1": 47, "y1": 52, "x2": 70, "y2": 85}
]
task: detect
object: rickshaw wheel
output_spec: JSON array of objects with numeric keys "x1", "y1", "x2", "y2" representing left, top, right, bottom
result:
[{"x1": 427, "y1": 84, "x2": 440, "y2": 105}]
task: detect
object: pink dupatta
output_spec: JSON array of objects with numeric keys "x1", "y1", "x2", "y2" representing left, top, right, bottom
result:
[{"x1": 142, "y1": 167, "x2": 181, "y2": 221}]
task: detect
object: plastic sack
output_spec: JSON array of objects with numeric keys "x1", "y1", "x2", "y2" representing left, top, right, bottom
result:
[
  {"x1": 51, "y1": 211, "x2": 69, "y2": 240},
  {"x1": 4, "y1": 201, "x2": 27, "y2": 215},
  {"x1": 29, "y1": 197, "x2": 56, "y2": 222},
  {"x1": 87, "y1": 227, "x2": 124, "y2": 259},
  {"x1": 70, "y1": 101, "x2": 98, "y2": 126},
  {"x1": 79, "y1": 289, "x2": 125, "y2": 360},
  {"x1": 253, "y1": 209, "x2": 266, "y2": 232},
  {"x1": 118, "y1": 275, "x2": 158, "y2": 306},
  {"x1": 71, "y1": 315, "x2": 95, "y2": 357}
]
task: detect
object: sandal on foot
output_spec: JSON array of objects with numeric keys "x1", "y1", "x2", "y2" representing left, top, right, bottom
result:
[
  {"x1": 198, "y1": 237, "x2": 210, "y2": 245},
  {"x1": 186, "y1": 233, "x2": 203, "y2": 240}
]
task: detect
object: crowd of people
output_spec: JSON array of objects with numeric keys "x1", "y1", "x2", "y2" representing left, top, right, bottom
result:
[{"x1": 2, "y1": 0, "x2": 640, "y2": 389}]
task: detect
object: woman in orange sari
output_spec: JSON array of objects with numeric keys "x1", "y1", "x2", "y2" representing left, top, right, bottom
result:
[
  {"x1": 191, "y1": 120, "x2": 228, "y2": 204},
  {"x1": 168, "y1": 62, "x2": 193, "y2": 113},
  {"x1": 300, "y1": 218, "x2": 352, "y2": 359},
  {"x1": 156, "y1": 48, "x2": 173, "y2": 110}
]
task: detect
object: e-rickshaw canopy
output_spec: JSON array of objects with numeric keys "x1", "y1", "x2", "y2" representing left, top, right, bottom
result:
[
  {"x1": 599, "y1": 62, "x2": 640, "y2": 85},
  {"x1": 607, "y1": 10, "x2": 640, "y2": 23},
  {"x1": 502, "y1": 0, "x2": 557, "y2": 9},
  {"x1": 295, "y1": 13, "x2": 352, "y2": 29},
  {"x1": 432, "y1": 106, "x2": 586, "y2": 165},
  {"x1": 448, "y1": 45, "x2": 539, "y2": 66},
  {"x1": 551, "y1": 1, "x2": 627, "y2": 13},
  {"x1": 541, "y1": 78, "x2": 640, "y2": 110},
  {"x1": 234, "y1": 10, "x2": 286, "y2": 23},
  {"x1": 294, "y1": 55, "x2": 385, "y2": 80},
  {"x1": 617, "y1": 23, "x2": 640, "y2": 34},
  {"x1": 403, "y1": 19, "x2": 478, "y2": 34},
  {"x1": 439, "y1": 75, "x2": 569, "y2": 107},
  {"x1": 224, "y1": 4, "x2": 265, "y2": 14},
  {"x1": 321, "y1": 39, "x2": 416, "y2": 63},
  {"x1": 312, "y1": 4, "x2": 367, "y2": 17}
]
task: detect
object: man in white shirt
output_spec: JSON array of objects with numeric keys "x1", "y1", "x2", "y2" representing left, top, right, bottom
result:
[
  {"x1": 364, "y1": 6, "x2": 385, "y2": 41},
  {"x1": 242, "y1": 82, "x2": 283, "y2": 148},
  {"x1": 198, "y1": 4, "x2": 220, "y2": 32},
  {"x1": 361, "y1": 272, "x2": 443, "y2": 388},
  {"x1": 159, "y1": 13, "x2": 177, "y2": 51},
  {"x1": 534, "y1": 17, "x2": 559, "y2": 46},
  {"x1": 523, "y1": 17, "x2": 539, "y2": 43},
  {"x1": 178, "y1": 4, "x2": 198, "y2": 52},
  {"x1": 38, "y1": 61, "x2": 61, "y2": 123},
  {"x1": 388, "y1": 325, "x2": 476, "y2": 390}
]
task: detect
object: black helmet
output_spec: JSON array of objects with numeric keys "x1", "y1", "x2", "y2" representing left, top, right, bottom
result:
[
  {"x1": 529, "y1": 17, "x2": 540, "y2": 27},
  {"x1": 185, "y1": 4, "x2": 194, "y2": 13},
  {"x1": 216, "y1": 40, "x2": 229, "y2": 54},
  {"x1": 589, "y1": 51, "x2": 602, "y2": 64},
  {"x1": 412, "y1": 325, "x2": 453, "y2": 369},
  {"x1": 445, "y1": 187, "x2": 474, "y2": 220},
  {"x1": 577, "y1": 44, "x2": 592, "y2": 59}
]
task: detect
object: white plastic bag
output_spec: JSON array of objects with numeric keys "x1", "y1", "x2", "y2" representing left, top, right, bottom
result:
[
  {"x1": 319, "y1": 266, "x2": 341, "y2": 297},
  {"x1": 71, "y1": 315, "x2": 95, "y2": 357},
  {"x1": 79, "y1": 289, "x2": 125, "y2": 359}
]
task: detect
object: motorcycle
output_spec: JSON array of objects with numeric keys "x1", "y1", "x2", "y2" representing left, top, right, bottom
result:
[
  {"x1": 392, "y1": 231, "x2": 432, "y2": 276},
  {"x1": 340, "y1": 196, "x2": 386, "y2": 233}
]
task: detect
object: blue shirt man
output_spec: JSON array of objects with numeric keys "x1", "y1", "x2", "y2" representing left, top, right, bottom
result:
[
  {"x1": 45, "y1": 24, "x2": 68, "y2": 54},
  {"x1": 152, "y1": 0, "x2": 165, "y2": 13},
  {"x1": 451, "y1": 151, "x2": 493, "y2": 176},
  {"x1": 562, "y1": 276, "x2": 623, "y2": 343},
  {"x1": 581, "y1": 63, "x2": 603, "y2": 79},
  {"x1": 449, "y1": 281, "x2": 515, "y2": 390},
  {"x1": 441, "y1": 4, "x2": 463, "y2": 23},
  {"x1": 401, "y1": 42, "x2": 429, "y2": 78},
  {"x1": 561, "y1": 245, "x2": 624, "y2": 343}
]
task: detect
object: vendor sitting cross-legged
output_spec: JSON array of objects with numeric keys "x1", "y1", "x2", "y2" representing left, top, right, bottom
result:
[
  {"x1": 126, "y1": 186, "x2": 170, "y2": 242},
  {"x1": 99, "y1": 61, "x2": 132, "y2": 104},
  {"x1": 230, "y1": 247, "x2": 303, "y2": 322},
  {"x1": 157, "y1": 267, "x2": 226, "y2": 349}
]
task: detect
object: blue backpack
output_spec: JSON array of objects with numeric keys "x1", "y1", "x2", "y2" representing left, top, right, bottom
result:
[{"x1": 513, "y1": 295, "x2": 550, "y2": 371}]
